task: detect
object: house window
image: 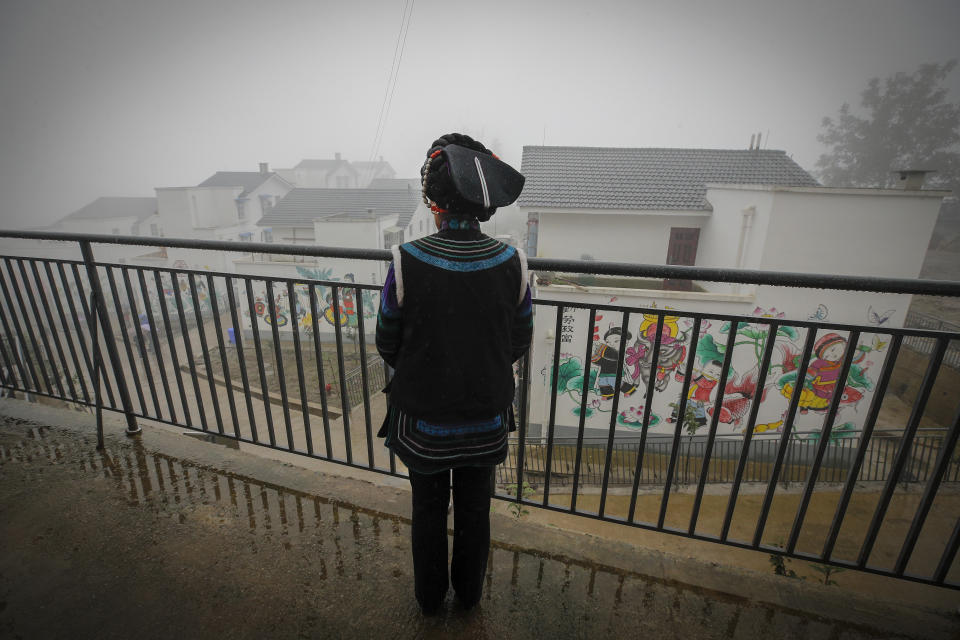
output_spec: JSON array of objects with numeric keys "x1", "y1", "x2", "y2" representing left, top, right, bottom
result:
[
  {"x1": 239, "y1": 232, "x2": 253, "y2": 242},
  {"x1": 664, "y1": 227, "x2": 700, "y2": 291},
  {"x1": 150, "y1": 223, "x2": 160, "y2": 236},
  {"x1": 236, "y1": 198, "x2": 247, "y2": 220},
  {"x1": 383, "y1": 229, "x2": 404, "y2": 250},
  {"x1": 259, "y1": 194, "x2": 274, "y2": 215},
  {"x1": 261, "y1": 229, "x2": 273, "y2": 243}
]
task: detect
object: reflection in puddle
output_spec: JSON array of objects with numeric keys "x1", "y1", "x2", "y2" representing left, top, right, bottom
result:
[{"x1": 0, "y1": 425, "x2": 919, "y2": 639}]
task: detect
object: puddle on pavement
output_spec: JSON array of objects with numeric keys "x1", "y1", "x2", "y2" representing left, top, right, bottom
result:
[{"x1": 0, "y1": 421, "x2": 932, "y2": 639}]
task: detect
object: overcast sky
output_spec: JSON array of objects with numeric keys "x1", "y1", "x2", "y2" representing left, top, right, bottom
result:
[{"x1": 1, "y1": 0, "x2": 958, "y2": 228}]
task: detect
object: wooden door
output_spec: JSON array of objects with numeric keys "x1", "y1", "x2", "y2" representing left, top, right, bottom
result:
[{"x1": 664, "y1": 227, "x2": 700, "y2": 291}]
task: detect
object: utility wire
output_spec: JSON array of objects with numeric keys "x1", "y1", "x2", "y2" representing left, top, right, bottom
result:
[{"x1": 365, "y1": 0, "x2": 415, "y2": 186}]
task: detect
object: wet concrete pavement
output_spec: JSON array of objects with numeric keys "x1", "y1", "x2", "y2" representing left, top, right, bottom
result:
[{"x1": 1, "y1": 401, "x2": 958, "y2": 639}]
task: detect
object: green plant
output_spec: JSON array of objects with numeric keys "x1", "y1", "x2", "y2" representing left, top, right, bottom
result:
[
  {"x1": 810, "y1": 563, "x2": 846, "y2": 586},
  {"x1": 767, "y1": 540, "x2": 803, "y2": 579},
  {"x1": 503, "y1": 481, "x2": 535, "y2": 519},
  {"x1": 769, "y1": 553, "x2": 801, "y2": 579}
]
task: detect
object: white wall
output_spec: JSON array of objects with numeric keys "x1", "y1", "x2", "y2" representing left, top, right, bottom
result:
[
  {"x1": 314, "y1": 219, "x2": 381, "y2": 250},
  {"x1": 535, "y1": 210, "x2": 709, "y2": 263},
  {"x1": 761, "y1": 188, "x2": 941, "y2": 278},
  {"x1": 698, "y1": 188, "x2": 776, "y2": 272}
]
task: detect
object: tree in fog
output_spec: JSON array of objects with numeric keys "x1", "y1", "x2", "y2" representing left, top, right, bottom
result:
[{"x1": 815, "y1": 60, "x2": 960, "y2": 193}]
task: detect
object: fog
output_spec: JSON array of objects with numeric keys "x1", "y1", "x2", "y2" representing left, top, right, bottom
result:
[{"x1": 1, "y1": 0, "x2": 958, "y2": 228}]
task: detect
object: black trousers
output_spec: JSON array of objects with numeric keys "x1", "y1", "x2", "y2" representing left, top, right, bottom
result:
[{"x1": 408, "y1": 466, "x2": 493, "y2": 610}]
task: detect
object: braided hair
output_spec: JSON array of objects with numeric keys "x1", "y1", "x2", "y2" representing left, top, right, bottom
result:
[{"x1": 421, "y1": 133, "x2": 498, "y2": 221}]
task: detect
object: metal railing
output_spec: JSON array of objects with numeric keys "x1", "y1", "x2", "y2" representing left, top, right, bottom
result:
[
  {"x1": 495, "y1": 430, "x2": 956, "y2": 487},
  {"x1": 905, "y1": 310, "x2": 960, "y2": 369},
  {"x1": 0, "y1": 230, "x2": 958, "y2": 591}
]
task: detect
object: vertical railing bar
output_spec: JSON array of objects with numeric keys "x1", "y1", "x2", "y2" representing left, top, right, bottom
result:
[
  {"x1": 308, "y1": 284, "x2": 333, "y2": 458},
  {"x1": 154, "y1": 271, "x2": 190, "y2": 424},
  {"x1": 5, "y1": 258, "x2": 54, "y2": 394},
  {"x1": 514, "y1": 345, "x2": 532, "y2": 505},
  {"x1": 570, "y1": 308, "x2": 597, "y2": 512},
  {"x1": 688, "y1": 318, "x2": 740, "y2": 535},
  {"x1": 189, "y1": 272, "x2": 224, "y2": 435},
  {"x1": 599, "y1": 312, "x2": 631, "y2": 518},
  {"x1": 72, "y1": 263, "x2": 117, "y2": 408},
  {"x1": 893, "y1": 399, "x2": 960, "y2": 576},
  {"x1": 658, "y1": 316, "x2": 702, "y2": 530},
  {"x1": 857, "y1": 338, "x2": 947, "y2": 567},
  {"x1": 45, "y1": 261, "x2": 90, "y2": 404},
  {"x1": 751, "y1": 326, "x2": 817, "y2": 548},
  {"x1": 122, "y1": 267, "x2": 161, "y2": 419},
  {"x1": 628, "y1": 314, "x2": 665, "y2": 523},
  {"x1": 331, "y1": 286, "x2": 353, "y2": 464},
  {"x1": 17, "y1": 258, "x2": 65, "y2": 397},
  {"x1": 786, "y1": 330, "x2": 862, "y2": 555},
  {"x1": 353, "y1": 287, "x2": 375, "y2": 468},
  {"x1": 541, "y1": 306, "x2": 565, "y2": 506},
  {"x1": 933, "y1": 517, "x2": 960, "y2": 584},
  {"x1": 265, "y1": 280, "x2": 294, "y2": 450},
  {"x1": 0, "y1": 334, "x2": 14, "y2": 393},
  {"x1": 288, "y1": 281, "x2": 314, "y2": 457},
  {"x1": 137, "y1": 268, "x2": 176, "y2": 423},
  {"x1": 245, "y1": 279, "x2": 275, "y2": 446},
  {"x1": 78, "y1": 244, "x2": 140, "y2": 435},
  {"x1": 29, "y1": 260, "x2": 76, "y2": 401},
  {"x1": 207, "y1": 275, "x2": 241, "y2": 439},
  {"x1": 105, "y1": 266, "x2": 147, "y2": 413},
  {"x1": 0, "y1": 261, "x2": 36, "y2": 393},
  {"x1": 226, "y1": 277, "x2": 258, "y2": 442},
  {"x1": 172, "y1": 270, "x2": 208, "y2": 431}
]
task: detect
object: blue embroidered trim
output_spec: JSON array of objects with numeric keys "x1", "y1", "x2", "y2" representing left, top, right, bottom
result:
[
  {"x1": 403, "y1": 243, "x2": 516, "y2": 272},
  {"x1": 440, "y1": 217, "x2": 481, "y2": 231},
  {"x1": 415, "y1": 415, "x2": 502, "y2": 436}
]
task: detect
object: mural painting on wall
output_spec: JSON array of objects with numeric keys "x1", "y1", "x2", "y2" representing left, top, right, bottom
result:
[
  {"x1": 239, "y1": 267, "x2": 378, "y2": 333},
  {"x1": 541, "y1": 303, "x2": 890, "y2": 441}
]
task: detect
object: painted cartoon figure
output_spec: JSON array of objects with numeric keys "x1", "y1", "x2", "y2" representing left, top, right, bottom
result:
[
  {"x1": 754, "y1": 332, "x2": 873, "y2": 434},
  {"x1": 623, "y1": 313, "x2": 687, "y2": 392},
  {"x1": 669, "y1": 359, "x2": 723, "y2": 427},
  {"x1": 591, "y1": 327, "x2": 636, "y2": 398},
  {"x1": 777, "y1": 333, "x2": 866, "y2": 413}
]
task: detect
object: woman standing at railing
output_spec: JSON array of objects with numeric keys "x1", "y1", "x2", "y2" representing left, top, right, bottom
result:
[{"x1": 375, "y1": 133, "x2": 531, "y2": 615}]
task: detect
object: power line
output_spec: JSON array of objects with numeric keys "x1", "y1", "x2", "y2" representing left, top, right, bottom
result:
[{"x1": 365, "y1": 0, "x2": 415, "y2": 186}]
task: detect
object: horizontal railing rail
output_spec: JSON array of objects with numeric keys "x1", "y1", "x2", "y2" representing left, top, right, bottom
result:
[
  {"x1": 3, "y1": 229, "x2": 960, "y2": 295},
  {"x1": 0, "y1": 230, "x2": 958, "y2": 591}
]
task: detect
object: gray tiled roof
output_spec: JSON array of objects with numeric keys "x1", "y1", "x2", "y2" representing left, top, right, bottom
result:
[
  {"x1": 259, "y1": 188, "x2": 420, "y2": 228},
  {"x1": 518, "y1": 146, "x2": 819, "y2": 210},
  {"x1": 197, "y1": 172, "x2": 276, "y2": 197},
  {"x1": 61, "y1": 197, "x2": 157, "y2": 221},
  {"x1": 367, "y1": 178, "x2": 420, "y2": 190}
]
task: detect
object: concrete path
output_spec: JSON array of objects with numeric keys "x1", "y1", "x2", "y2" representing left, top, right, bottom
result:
[{"x1": 1, "y1": 399, "x2": 958, "y2": 639}]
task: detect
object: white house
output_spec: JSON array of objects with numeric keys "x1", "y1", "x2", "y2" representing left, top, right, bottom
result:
[
  {"x1": 274, "y1": 154, "x2": 395, "y2": 189},
  {"x1": 153, "y1": 163, "x2": 293, "y2": 273},
  {"x1": 53, "y1": 196, "x2": 159, "y2": 238},
  {"x1": 518, "y1": 145, "x2": 947, "y2": 443},
  {"x1": 231, "y1": 186, "x2": 423, "y2": 340}
]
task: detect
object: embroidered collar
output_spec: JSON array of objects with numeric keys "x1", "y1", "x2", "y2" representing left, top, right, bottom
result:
[{"x1": 439, "y1": 216, "x2": 480, "y2": 231}]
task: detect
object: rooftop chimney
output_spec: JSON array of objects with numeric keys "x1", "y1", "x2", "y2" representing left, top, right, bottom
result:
[
  {"x1": 749, "y1": 134, "x2": 756, "y2": 150},
  {"x1": 892, "y1": 169, "x2": 936, "y2": 190},
  {"x1": 335, "y1": 152, "x2": 342, "y2": 161},
  {"x1": 259, "y1": 162, "x2": 269, "y2": 175}
]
